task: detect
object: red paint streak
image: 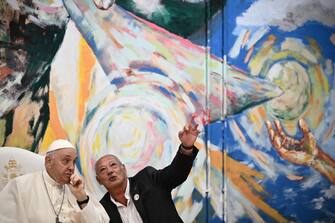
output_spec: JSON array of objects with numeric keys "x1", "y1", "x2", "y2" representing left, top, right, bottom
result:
[
  {"x1": 226, "y1": 89, "x2": 238, "y2": 105},
  {"x1": 209, "y1": 95, "x2": 221, "y2": 106},
  {"x1": 0, "y1": 66, "x2": 13, "y2": 80},
  {"x1": 192, "y1": 110, "x2": 211, "y2": 125}
]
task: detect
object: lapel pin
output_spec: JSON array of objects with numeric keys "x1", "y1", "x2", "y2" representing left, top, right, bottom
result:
[{"x1": 133, "y1": 194, "x2": 140, "y2": 201}]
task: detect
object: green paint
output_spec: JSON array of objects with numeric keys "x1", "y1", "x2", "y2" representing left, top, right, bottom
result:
[
  {"x1": 1, "y1": 10, "x2": 66, "y2": 151},
  {"x1": 29, "y1": 67, "x2": 51, "y2": 153},
  {"x1": 116, "y1": 0, "x2": 224, "y2": 37}
]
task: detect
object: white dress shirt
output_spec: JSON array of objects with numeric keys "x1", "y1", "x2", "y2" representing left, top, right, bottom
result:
[{"x1": 110, "y1": 179, "x2": 143, "y2": 223}]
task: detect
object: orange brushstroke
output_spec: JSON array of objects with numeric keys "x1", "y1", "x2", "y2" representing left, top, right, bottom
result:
[
  {"x1": 248, "y1": 107, "x2": 266, "y2": 133},
  {"x1": 5, "y1": 103, "x2": 38, "y2": 148},
  {"x1": 251, "y1": 149, "x2": 269, "y2": 166},
  {"x1": 330, "y1": 34, "x2": 335, "y2": 45},
  {"x1": 266, "y1": 35, "x2": 277, "y2": 44},
  {"x1": 40, "y1": 90, "x2": 68, "y2": 154},
  {"x1": 244, "y1": 46, "x2": 254, "y2": 63},
  {"x1": 308, "y1": 38, "x2": 322, "y2": 55},
  {"x1": 322, "y1": 120, "x2": 335, "y2": 142},
  {"x1": 241, "y1": 30, "x2": 250, "y2": 48},
  {"x1": 78, "y1": 37, "x2": 95, "y2": 125},
  {"x1": 225, "y1": 152, "x2": 288, "y2": 222},
  {"x1": 257, "y1": 106, "x2": 267, "y2": 119},
  {"x1": 316, "y1": 112, "x2": 324, "y2": 128},
  {"x1": 287, "y1": 175, "x2": 304, "y2": 181},
  {"x1": 231, "y1": 120, "x2": 246, "y2": 143},
  {"x1": 210, "y1": 150, "x2": 223, "y2": 171}
]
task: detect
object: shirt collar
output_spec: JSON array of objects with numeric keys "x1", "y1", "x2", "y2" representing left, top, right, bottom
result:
[
  {"x1": 110, "y1": 179, "x2": 130, "y2": 207},
  {"x1": 43, "y1": 170, "x2": 63, "y2": 188}
]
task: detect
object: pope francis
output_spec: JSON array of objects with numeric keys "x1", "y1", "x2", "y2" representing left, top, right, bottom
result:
[{"x1": 0, "y1": 139, "x2": 109, "y2": 223}]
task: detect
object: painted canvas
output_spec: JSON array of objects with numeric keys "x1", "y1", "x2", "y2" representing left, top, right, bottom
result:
[
  {"x1": 224, "y1": 0, "x2": 335, "y2": 222},
  {"x1": 1, "y1": 0, "x2": 335, "y2": 222}
]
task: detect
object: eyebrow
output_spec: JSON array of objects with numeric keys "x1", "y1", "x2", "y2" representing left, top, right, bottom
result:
[
  {"x1": 62, "y1": 155, "x2": 77, "y2": 159},
  {"x1": 98, "y1": 166, "x2": 106, "y2": 171},
  {"x1": 98, "y1": 160, "x2": 117, "y2": 168}
]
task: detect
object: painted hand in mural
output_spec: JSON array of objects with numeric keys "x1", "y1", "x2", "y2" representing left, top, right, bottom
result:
[
  {"x1": 266, "y1": 119, "x2": 335, "y2": 184},
  {"x1": 266, "y1": 119, "x2": 318, "y2": 166}
]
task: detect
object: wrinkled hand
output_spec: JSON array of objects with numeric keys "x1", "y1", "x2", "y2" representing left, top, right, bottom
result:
[
  {"x1": 265, "y1": 119, "x2": 319, "y2": 166},
  {"x1": 68, "y1": 174, "x2": 87, "y2": 201},
  {"x1": 178, "y1": 122, "x2": 200, "y2": 148}
]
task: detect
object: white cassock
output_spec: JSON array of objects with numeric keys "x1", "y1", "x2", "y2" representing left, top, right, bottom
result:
[{"x1": 0, "y1": 171, "x2": 109, "y2": 223}]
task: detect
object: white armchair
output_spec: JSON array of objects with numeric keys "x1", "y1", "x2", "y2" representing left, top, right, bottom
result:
[{"x1": 0, "y1": 147, "x2": 44, "y2": 191}]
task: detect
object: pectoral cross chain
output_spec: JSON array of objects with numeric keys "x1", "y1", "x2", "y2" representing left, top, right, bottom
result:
[{"x1": 56, "y1": 216, "x2": 62, "y2": 223}]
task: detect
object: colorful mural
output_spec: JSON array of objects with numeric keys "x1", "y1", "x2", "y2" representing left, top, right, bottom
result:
[
  {"x1": 1, "y1": 0, "x2": 335, "y2": 222},
  {"x1": 0, "y1": 0, "x2": 68, "y2": 150},
  {"x1": 224, "y1": 0, "x2": 335, "y2": 222}
]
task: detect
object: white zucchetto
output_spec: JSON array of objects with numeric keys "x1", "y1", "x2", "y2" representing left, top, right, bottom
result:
[{"x1": 47, "y1": 139, "x2": 75, "y2": 154}]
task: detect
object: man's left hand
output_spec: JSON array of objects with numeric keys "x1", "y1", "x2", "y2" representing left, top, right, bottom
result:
[{"x1": 178, "y1": 122, "x2": 200, "y2": 148}]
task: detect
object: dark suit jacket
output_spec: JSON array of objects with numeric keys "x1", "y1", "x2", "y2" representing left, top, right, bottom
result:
[{"x1": 100, "y1": 145, "x2": 198, "y2": 223}]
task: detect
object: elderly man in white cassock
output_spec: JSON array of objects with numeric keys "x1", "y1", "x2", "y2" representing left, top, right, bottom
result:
[{"x1": 0, "y1": 139, "x2": 110, "y2": 223}]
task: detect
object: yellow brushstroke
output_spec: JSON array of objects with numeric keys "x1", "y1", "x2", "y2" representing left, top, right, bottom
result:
[
  {"x1": 315, "y1": 65, "x2": 329, "y2": 94},
  {"x1": 249, "y1": 35, "x2": 276, "y2": 75},
  {"x1": 80, "y1": 150, "x2": 88, "y2": 173},
  {"x1": 40, "y1": 91, "x2": 68, "y2": 154},
  {"x1": 308, "y1": 38, "x2": 322, "y2": 59},
  {"x1": 92, "y1": 134, "x2": 101, "y2": 154},
  {"x1": 271, "y1": 50, "x2": 310, "y2": 65},
  {"x1": 155, "y1": 144, "x2": 163, "y2": 157},
  {"x1": 249, "y1": 45, "x2": 273, "y2": 75},
  {"x1": 248, "y1": 107, "x2": 267, "y2": 133}
]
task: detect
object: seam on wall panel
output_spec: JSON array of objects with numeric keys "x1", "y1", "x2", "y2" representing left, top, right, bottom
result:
[
  {"x1": 223, "y1": 0, "x2": 229, "y2": 222},
  {"x1": 205, "y1": 0, "x2": 210, "y2": 222}
]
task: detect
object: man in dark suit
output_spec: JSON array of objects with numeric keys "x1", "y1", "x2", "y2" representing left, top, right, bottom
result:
[{"x1": 95, "y1": 122, "x2": 200, "y2": 223}]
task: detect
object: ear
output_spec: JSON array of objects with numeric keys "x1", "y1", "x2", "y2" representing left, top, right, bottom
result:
[
  {"x1": 45, "y1": 155, "x2": 52, "y2": 167},
  {"x1": 121, "y1": 164, "x2": 127, "y2": 175}
]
